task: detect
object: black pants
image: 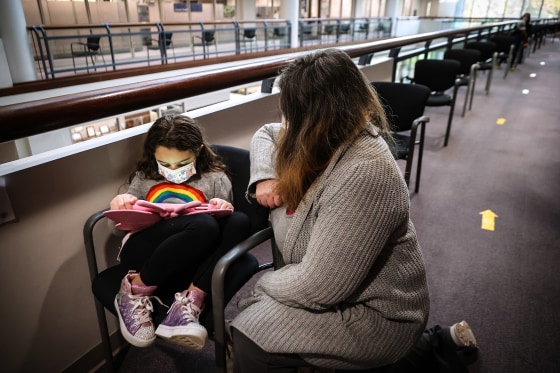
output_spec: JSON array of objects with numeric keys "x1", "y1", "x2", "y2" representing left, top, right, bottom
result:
[
  {"x1": 232, "y1": 325, "x2": 468, "y2": 373},
  {"x1": 119, "y1": 211, "x2": 250, "y2": 301},
  {"x1": 510, "y1": 43, "x2": 526, "y2": 67}
]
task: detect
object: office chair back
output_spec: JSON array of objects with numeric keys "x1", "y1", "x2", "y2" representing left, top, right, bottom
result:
[
  {"x1": 444, "y1": 48, "x2": 481, "y2": 76},
  {"x1": 85, "y1": 36, "x2": 102, "y2": 52},
  {"x1": 372, "y1": 82, "x2": 430, "y2": 133},
  {"x1": 466, "y1": 41, "x2": 496, "y2": 63},
  {"x1": 411, "y1": 59, "x2": 460, "y2": 147},
  {"x1": 444, "y1": 48, "x2": 481, "y2": 117},
  {"x1": 273, "y1": 27, "x2": 286, "y2": 37},
  {"x1": 212, "y1": 145, "x2": 269, "y2": 234},
  {"x1": 324, "y1": 24, "x2": 335, "y2": 34},
  {"x1": 414, "y1": 59, "x2": 461, "y2": 94},
  {"x1": 371, "y1": 82, "x2": 431, "y2": 192},
  {"x1": 203, "y1": 30, "x2": 216, "y2": 43},
  {"x1": 489, "y1": 34, "x2": 516, "y2": 78},
  {"x1": 465, "y1": 40, "x2": 497, "y2": 109},
  {"x1": 490, "y1": 35, "x2": 516, "y2": 54},
  {"x1": 339, "y1": 23, "x2": 351, "y2": 34},
  {"x1": 243, "y1": 28, "x2": 256, "y2": 39},
  {"x1": 160, "y1": 32, "x2": 173, "y2": 47}
]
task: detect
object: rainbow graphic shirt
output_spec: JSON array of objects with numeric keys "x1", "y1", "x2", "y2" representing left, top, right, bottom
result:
[{"x1": 145, "y1": 182, "x2": 207, "y2": 204}]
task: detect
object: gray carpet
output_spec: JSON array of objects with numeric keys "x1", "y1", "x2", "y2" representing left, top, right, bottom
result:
[{"x1": 114, "y1": 38, "x2": 560, "y2": 373}]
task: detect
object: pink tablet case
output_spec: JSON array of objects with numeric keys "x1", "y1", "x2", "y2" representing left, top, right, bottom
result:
[{"x1": 104, "y1": 200, "x2": 232, "y2": 232}]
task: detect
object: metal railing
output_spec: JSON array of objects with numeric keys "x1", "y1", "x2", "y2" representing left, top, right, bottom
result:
[
  {"x1": 28, "y1": 17, "x2": 393, "y2": 79},
  {"x1": 6, "y1": 20, "x2": 537, "y2": 143}
]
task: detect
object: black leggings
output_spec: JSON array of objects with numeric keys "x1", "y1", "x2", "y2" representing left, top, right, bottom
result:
[
  {"x1": 232, "y1": 325, "x2": 468, "y2": 373},
  {"x1": 119, "y1": 211, "x2": 250, "y2": 301}
]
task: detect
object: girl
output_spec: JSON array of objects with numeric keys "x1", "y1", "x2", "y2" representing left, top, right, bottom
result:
[{"x1": 109, "y1": 114, "x2": 249, "y2": 350}]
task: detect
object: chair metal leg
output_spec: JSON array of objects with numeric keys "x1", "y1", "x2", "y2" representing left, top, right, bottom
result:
[
  {"x1": 468, "y1": 65, "x2": 479, "y2": 111},
  {"x1": 486, "y1": 53, "x2": 497, "y2": 94},
  {"x1": 461, "y1": 82, "x2": 469, "y2": 117},
  {"x1": 462, "y1": 64, "x2": 477, "y2": 116},
  {"x1": 90, "y1": 55, "x2": 96, "y2": 72},
  {"x1": 403, "y1": 159, "x2": 412, "y2": 187},
  {"x1": 485, "y1": 64, "x2": 494, "y2": 95},
  {"x1": 444, "y1": 85, "x2": 459, "y2": 147},
  {"x1": 71, "y1": 55, "x2": 77, "y2": 74},
  {"x1": 94, "y1": 298, "x2": 116, "y2": 372},
  {"x1": 414, "y1": 121, "x2": 427, "y2": 194}
]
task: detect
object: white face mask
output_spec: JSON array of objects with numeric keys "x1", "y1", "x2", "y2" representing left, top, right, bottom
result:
[{"x1": 157, "y1": 161, "x2": 197, "y2": 184}]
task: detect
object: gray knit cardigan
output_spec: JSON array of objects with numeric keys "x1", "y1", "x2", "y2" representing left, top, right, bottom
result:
[{"x1": 232, "y1": 123, "x2": 430, "y2": 370}]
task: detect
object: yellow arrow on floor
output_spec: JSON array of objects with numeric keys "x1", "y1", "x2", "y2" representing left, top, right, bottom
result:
[
  {"x1": 496, "y1": 118, "x2": 506, "y2": 125},
  {"x1": 480, "y1": 209, "x2": 498, "y2": 231}
]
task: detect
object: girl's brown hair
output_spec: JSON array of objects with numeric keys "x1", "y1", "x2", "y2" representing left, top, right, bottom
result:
[
  {"x1": 130, "y1": 114, "x2": 227, "y2": 182},
  {"x1": 275, "y1": 48, "x2": 390, "y2": 211}
]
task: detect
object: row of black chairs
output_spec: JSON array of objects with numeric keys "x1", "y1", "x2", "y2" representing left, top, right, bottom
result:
[
  {"x1": 71, "y1": 29, "x2": 260, "y2": 71},
  {"x1": 379, "y1": 34, "x2": 521, "y2": 195}
]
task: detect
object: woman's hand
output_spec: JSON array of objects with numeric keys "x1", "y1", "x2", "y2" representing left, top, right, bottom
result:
[
  {"x1": 110, "y1": 193, "x2": 137, "y2": 210},
  {"x1": 209, "y1": 198, "x2": 234, "y2": 210},
  {"x1": 255, "y1": 179, "x2": 283, "y2": 208}
]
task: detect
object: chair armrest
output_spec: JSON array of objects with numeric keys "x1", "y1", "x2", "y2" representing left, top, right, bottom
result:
[
  {"x1": 410, "y1": 115, "x2": 430, "y2": 147},
  {"x1": 83, "y1": 209, "x2": 109, "y2": 283},
  {"x1": 413, "y1": 115, "x2": 430, "y2": 126},
  {"x1": 401, "y1": 75, "x2": 415, "y2": 83},
  {"x1": 211, "y1": 226, "x2": 274, "y2": 373}
]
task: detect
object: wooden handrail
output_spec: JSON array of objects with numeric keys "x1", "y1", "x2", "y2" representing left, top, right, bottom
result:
[{"x1": 0, "y1": 21, "x2": 517, "y2": 144}]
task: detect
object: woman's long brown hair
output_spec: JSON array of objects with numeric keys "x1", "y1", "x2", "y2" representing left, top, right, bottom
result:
[{"x1": 275, "y1": 49, "x2": 389, "y2": 211}]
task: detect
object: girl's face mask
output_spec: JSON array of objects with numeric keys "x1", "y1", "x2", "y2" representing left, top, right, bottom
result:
[{"x1": 157, "y1": 161, "x2": 196, "y2": 184}]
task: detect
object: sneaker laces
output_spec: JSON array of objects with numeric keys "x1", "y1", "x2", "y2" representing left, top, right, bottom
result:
[
  {"x1": 168, "y1": 292, "x2": 201, "y2": 322},
  {"x1": 127, "y1": 294, "x2": 167, "y2": 326}
]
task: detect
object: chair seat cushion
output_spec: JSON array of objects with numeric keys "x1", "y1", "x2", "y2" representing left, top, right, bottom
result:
[
  {"x1": 392, "y1": 133, "x2": 411, "y2": 160},
  {"x1": 457, "y1": 76, "x2": 470, "y2": 86},
  {"x1": 477, "y1": 62, "x2": 493, "y2": 71},
  {"x1": 427, "y1": 94, "x2": 452, "y2": 107}
]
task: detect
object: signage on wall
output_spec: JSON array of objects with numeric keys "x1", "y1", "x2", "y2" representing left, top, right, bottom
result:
[{"x1": 174, "y1": 3, "x2": 202, "y2": 12}]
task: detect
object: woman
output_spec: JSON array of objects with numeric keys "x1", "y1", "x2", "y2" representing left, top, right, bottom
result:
[{"x1": 230, "y1": 49, "x2": 430, "y2": 371}]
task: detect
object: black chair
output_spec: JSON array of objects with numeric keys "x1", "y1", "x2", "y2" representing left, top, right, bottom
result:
[
  {"x1": 84, "y1": 145, "x2": 270, "y2": 372},
  {"x1": 192, "y1": 30, "x2": 217, "y2": 58},
  {"x1": 354, "y1": 21, "x2": 370, "y2": 39},
  {"x1": 240, "y1": 28, "x2": 257, "y2": 52},
  {"x1": 71, "y1": 36, "x2": 106, "y2": 73},
  {"x1": 443, "y1": 48, "x2": 481, "y2": 117},
  {"x1": 406, "y1": 59, "x2": 461, "y2": 147},
  {"x1": 371, "y1": 82, "x2": 431, "y2": 193},
  {"x1": 337, "y1": 23, "x2": 351, "y2": 41},
  {"x1": 321, "y1": 23, "x2": 335, "y2": 43},
  {"x1": 147, "y1": 31, "x2": 175, "y2": 64},
  {"x1": 465, "y1": 41, "x2": 497, "y2": 111},
  {"x1": 270, "y1": 26, "x2": 288, "y2": 48},
  {"x1": 489, "y1": 35, "x2": 516, "y2": 79}
]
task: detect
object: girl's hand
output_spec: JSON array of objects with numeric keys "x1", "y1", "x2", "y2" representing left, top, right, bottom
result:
[
  {"x1": 110, "y1": 194, "x2": 138, "y2": 210},
  {"x1": 209, "y1": 198, "x2": 234, "y2": 210}
]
